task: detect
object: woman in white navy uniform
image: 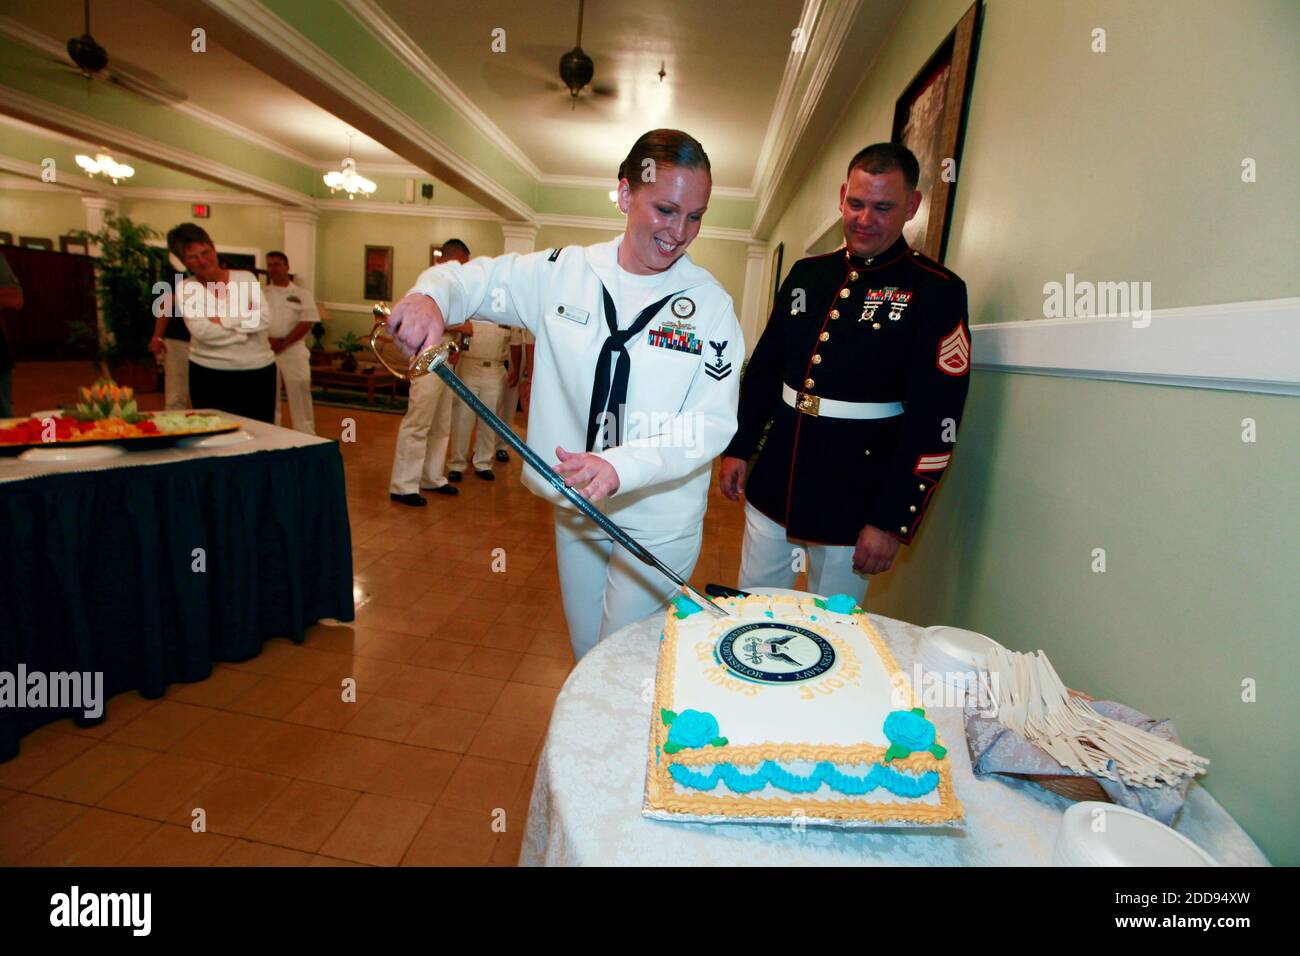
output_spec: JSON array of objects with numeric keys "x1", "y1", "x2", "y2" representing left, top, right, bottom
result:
[{"x1": 388, "y1": 129, "x2": 743, "y2": 660}]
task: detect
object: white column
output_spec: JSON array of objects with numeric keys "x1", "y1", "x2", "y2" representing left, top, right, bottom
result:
[
  {"x1": 280, "y1": 207, "x2": 319, "y2": 292},
  {"x1": 739, "y1": 242, "x2": 770, "y2": 358},
  {"x1": 80, "y1": 196, "x2": 120, "y2": 256},
  {"x1": 500, "y1": 222, "x2": 538, "y2": 256}
]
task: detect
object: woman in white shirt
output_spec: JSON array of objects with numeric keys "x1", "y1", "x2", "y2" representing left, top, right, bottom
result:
[
  {"x1": 388, "y1": 129, "x2": 744, "y2": 660},
  {"x1": 165, "y1": 224, "x2": 275, "y2": 422}
]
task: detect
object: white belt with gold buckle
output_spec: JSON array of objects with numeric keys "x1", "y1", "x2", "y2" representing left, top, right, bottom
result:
[{"x1": 781, "y1": 383, "x2": 903, "y2": 419}]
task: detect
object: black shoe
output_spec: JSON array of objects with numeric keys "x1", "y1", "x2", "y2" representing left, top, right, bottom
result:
[
  {"x1": 447, "y1": 471, "x2": 462, "y2": 482},
  {"x1": 475, "y1": 469, "x2": 495, "y2": 481},
  {"x1": 428, "y1": 484, "x2": 459, "y2": 496},
  {"x1": 495, "y1": 450, "x2": 509, "y2": 462},
  {"x1": 389, "y1": 493, "x2": 426, "y2": 507}
]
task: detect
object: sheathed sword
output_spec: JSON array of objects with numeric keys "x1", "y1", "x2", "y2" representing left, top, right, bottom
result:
[{"x1": 370, "y1": 305, "x2": 731, "y2": 618}]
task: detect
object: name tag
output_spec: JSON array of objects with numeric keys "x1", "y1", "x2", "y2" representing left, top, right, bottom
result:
[{"x1": 550, "y1": 303, "x2": 590, "y2": 325}]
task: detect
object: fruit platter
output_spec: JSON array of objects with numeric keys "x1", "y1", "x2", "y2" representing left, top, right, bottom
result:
[{"x1": 0, "y1": 382, "x2": 240, "y2": 452}]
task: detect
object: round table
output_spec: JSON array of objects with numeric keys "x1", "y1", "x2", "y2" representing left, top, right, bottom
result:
[{"x1": 519, "y1": 610, "x2": 1269, "y2": 866}]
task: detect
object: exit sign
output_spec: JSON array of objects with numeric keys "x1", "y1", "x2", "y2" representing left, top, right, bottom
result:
[{"x1": 191, "y1": 203, "x2": 210, "y2": 218}]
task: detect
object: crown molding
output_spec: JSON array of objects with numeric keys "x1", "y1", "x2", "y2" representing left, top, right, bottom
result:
[
  {"x1": 336, "y1": 0, "x2": 545, "y2": 181},
  {"x1": 0, "y1": 164, "x2": 104, "y2": 194},
  {"x1": 530, "y1": 211, "x2": 752, "y2": 243},
  {"x1": 748, "y1": 0, "x2": 825, "y2": 195},
  {"x1": 752, "y1": 0, "x2": 861, "y2": 232},
  {"x1": 203, "y1": 0, "x2": 534, "y2": 223},
  {"x1": 0, "y1": 86, "x2": 314, "y2": 207},
  {"x1": 314, "y1": 197, "x2": 500, "y2": 221},
  {"x1": 537, "y1": 172, "x2": 756, "y2": 200}
]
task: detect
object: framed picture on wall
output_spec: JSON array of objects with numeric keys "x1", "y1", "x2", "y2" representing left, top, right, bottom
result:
[
  {"x1": 891, "y1": 0, "x2": 981, "y2": 263},
  {"x1": 364, "y1": 245, "x2": 394, "y2": 301},
  {"x1": 59, "y1": 234, "x2": 90, "y2": 256},
  {"x1": 19, "y1": 236, "x2": 53, "y2": 251}
]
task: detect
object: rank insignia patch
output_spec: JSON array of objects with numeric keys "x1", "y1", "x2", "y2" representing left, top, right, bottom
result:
[
  {"x1": 937, "y1": 322, "x2": 970, "y2": 376},
  {"x1": 704, "y1": 340, "x2": 732, "y2": 381},
  {"x1": 914, "y1": 453, "x2": 952, "y2": 473}
]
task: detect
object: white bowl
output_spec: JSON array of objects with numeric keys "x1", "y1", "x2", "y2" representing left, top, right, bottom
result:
[
  {"x1": 18, "y1": 444, "x2": 127, "y2": 464},
  {"x1": 177, "y1": 429, "x2": 254, "y2": 449},
  {"x1": 1053, "y1": 801, "x2": 1216, "y2": 867}
]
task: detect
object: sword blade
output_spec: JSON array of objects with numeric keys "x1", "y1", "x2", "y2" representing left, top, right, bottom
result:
[{"x1": 427, "y1": 353, "x2": 730, "y2": 618}]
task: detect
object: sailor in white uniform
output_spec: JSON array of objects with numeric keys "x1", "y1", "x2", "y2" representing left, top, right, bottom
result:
[
  {"x1": 387, "y1": 129, "x2": 743, "y2": 660},
  {"x1": 389, "y1": 239, "x2": 471, "y2": 505},
  {"x1": 447, "y1": 318, "x2": 511, "y2": 481},
  {"x1": 263, "y1": 251, "x2": 320, "y2": 435},
  {"x1": 493, "y1": 326, "x2": 524, "y2": 462}
]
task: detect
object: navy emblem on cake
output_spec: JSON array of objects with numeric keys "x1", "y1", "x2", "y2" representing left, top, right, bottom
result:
[{"x1": 716, "y1": 622, "x2": 836, "y2": 683}]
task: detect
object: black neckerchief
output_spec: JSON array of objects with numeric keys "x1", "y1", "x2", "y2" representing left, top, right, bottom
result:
[{"x1": 585, "y1": 282, "x2": 680, "y2": 452}]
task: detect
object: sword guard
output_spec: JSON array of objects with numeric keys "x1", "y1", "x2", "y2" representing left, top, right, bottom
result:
[{"x1": 369, "y1": 302, "x2": 458, "y2": 381}]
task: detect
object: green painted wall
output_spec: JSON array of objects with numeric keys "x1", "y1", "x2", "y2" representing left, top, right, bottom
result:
[
  {"x1": 764, "y1": 0, "x2": 1299, "y2": 862},
  {"x1": 0, "y1": 187, "x2": 85, "y2": 242},
  {"x1": 118, "y1": 199, "x2": 285, "y2": 261},
  {"x1": 315, "y1": 210, "x2": 505, "y2": 340}
]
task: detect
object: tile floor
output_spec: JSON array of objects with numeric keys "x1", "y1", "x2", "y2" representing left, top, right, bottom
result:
[{"x1": 1, "y1": 362, "x2": 745, "y2": 866}]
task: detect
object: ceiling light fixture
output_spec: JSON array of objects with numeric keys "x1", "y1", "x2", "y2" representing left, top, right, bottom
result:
[
  {"x1": 74, "y1": 151, "x2": 134, "y2": 184},
  {"x1": 324, "y1": 134, "x2": 376, "y2": 199}
]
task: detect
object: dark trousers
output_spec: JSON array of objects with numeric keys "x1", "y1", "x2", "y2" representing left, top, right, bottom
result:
[{"x1": 188, "y1": 361, "x2": 277, "y2": 423}]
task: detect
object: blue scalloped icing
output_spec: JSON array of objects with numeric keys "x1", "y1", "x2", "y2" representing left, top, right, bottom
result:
[{"x1": 668, "y1": 760, "x2": 939, "y2": 797}]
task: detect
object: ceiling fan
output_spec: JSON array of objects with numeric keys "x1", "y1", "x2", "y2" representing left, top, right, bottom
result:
[
  {"x1": 55, "y1": 0, "x2": 188, "y2": 106},
  {"x1": 481, "y1": 0, "x2": 616, "y2": 110}
]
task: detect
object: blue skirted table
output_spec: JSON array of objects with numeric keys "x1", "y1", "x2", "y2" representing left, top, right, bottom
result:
[{"x1": 0, "y1": 414, "x2": 354, "y2": 762}]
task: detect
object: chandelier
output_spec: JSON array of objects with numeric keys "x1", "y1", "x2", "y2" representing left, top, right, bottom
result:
[
  {"x1": 324, "y1": 133, "x2": 376, "y2": 199},
  {"x1": 75, "y1": 151, "x2": 135, "y2": 184}
]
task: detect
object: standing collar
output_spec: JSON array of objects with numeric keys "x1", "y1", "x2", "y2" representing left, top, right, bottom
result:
[{"x1": 844, "y1": 235, "x2": 910, "y2": 269}]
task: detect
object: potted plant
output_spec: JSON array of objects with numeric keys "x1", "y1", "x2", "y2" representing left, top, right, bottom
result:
[
  {"x1": 335, "y1": 330, "x2": 364, "y2": 372},
  {"x1": 67, "y1": 215, "x2": 164, "y2": 392}
]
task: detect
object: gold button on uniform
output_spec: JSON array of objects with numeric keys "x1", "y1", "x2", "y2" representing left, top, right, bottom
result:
[
  {"x1": 899, "y1": 525, "x2": 908, "y2": 533},
  {"x1": 918, "y1": 483, "x2": 926, "y2": 491},
  {"x1": 830, "y1": 310, "x2": 840, "y2": 319},
  {"x1": 849, "y1": 271, "x2": 859, "y2": 281},
  {"x1": 909, "y1": 505, "x2": 917, "y2": 513},
  {"x1": 812, "y1": 355, "x2": 822, "y2": 365},
  {"x1": 864, "y1": 449, "x2": 871, "y2": 455},
  {"x1": 872, "y1": 322, "x2": 881, "y2": 330},
  {"x1": 804, "y1": 378, "x2": 815, "y2": 388},
  {"x1": 819, "y1": 332, "x2": 829, "y2": 342},
  {"x1": 839, "y1": 288, "x2": 850, "y2": 299},
  {"x1": 790, "y1": 309, "x2": 798, "y2": 316}
]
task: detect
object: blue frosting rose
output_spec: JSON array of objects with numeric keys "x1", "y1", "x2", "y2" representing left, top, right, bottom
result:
[
  {"x1": 825, "y1": 593, "x2": 859, "y2": 614},
  {"x1": 668, "y1": 709, "x2": 719, "y2": 749},
  {"x1": 884, "y1": 708, "x2": 936, "y2": 751}
]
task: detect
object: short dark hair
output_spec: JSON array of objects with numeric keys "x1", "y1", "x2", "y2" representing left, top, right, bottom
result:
[
  {"x1": 618, "y1": 129, "x2": 711, "y2": 190},
  {"x1": 266, "y1": 250, "x2": 289, "y2": 265},
  {"x1": 441, "y1": 238, "x2": 470, "y2": 258},
  {"x1": 166, "y1": 223, "x2": 214, "y2": 260},
  {"x1": 846, "y1": 143, "x2": 920, "y2": 192}
]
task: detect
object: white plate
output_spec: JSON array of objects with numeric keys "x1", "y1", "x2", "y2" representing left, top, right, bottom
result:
[
  {"x1": 920, "y1": 625, "x2": 1001, "y2": 673},
  {"x1": 29, "y1": 409, "x2": 63, "y2": 420},
  {"x1": 1053, "y1": 801, "x2": 1217, "y2": 867},
  {"x1": 177, "y1": 429, "x2": 254, "y2": 449},
  {"x1": 18, "y1": 444, "x2": 128, "y2": 464}
]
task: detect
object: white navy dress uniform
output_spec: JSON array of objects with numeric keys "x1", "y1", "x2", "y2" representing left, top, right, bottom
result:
[
  {"x1": 495, "y1": 326, "x2": 525, "y2": 452},
  {"x1": 264, "y1": 279, "x2": 320, "y2": 435},
  {"x1": 407, "y1": 236, "x2": 743, "y2": 659},
  {"x1": 448, "y1": 319, "x2": 510, "y2": 473}
]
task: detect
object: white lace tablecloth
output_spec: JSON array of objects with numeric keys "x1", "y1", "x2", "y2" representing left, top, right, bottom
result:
[
  {"x1": 520, "y1": 611, "x2": 1269, "y2": 866},
  {"x1": 0, "y1": 411, "x2": 332, "y2": 484}
]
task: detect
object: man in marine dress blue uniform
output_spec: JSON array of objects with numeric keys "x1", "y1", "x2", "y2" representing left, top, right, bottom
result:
[{"x1": 719, "y1": 143, "x2": 971, "y2": 601}]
